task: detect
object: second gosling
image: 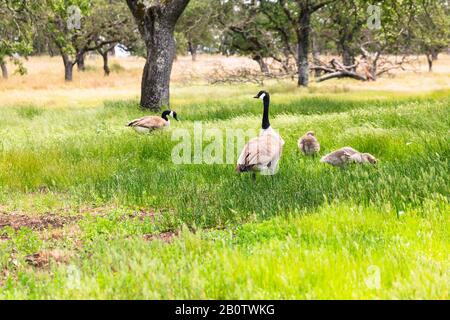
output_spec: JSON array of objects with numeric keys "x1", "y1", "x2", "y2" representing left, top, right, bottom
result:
[{"x1": 320, "y1": 147, "x2": 377, "y2": 167}]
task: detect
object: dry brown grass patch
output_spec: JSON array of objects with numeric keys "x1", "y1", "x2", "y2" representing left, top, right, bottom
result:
[{"x1": 0, "y1": 54, "x2": 448, "y2": 109}]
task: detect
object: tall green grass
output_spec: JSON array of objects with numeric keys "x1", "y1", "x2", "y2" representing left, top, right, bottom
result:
[
  {"x1": 0, "y1": 87, "x2": 448, "y2": 299},
  {"x1": 0, "y1": 92, "x2": 448, "y2": 227},
  {"x1": 1, "y1": 202, "x2": 448, "y2": 299}
]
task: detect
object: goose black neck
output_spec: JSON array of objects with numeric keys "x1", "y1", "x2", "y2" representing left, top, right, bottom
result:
[
  {"x1": 261, "y1": 95, "x2": 270, "y2": 130},
  {"x1": 161, "y1": 110, "x2": 171, "y2": 121}
]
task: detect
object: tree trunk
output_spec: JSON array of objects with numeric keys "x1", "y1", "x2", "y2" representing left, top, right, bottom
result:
[
  {"x1": 76, "y1": 52, "x2": 86, "y2": 71},
  {"x1": 109, "y1": 46, "x2": 116, "y2": 56},
  {"x1": 62, "y1": 54, "x2": 74, "y2": 81},
  {"x1": 281, "y1": 49, "x2": 291, "y2": 73},
  {"x1": 338, "y1": 24, "x2": 355, "y2": 71},
  {"x1": 342, "y1": 47, "x2": 355, "y2": 69},
  {"x1": 188, "y1": 41, "x2": 197, "y2": 61},
  {"x1": 254, "y1": 56, "x2": 269, "y2": 74},
  {"x1": 296, "y1": 12, "x2": 311, "y2": 87},
  {"x1": 431, "y1": 48, "x2": 438, "y2": 61},
  {"x1": 102, "y1": 52, "x2": 110, "y2": 76},
  {"x1": 48, "y1": 43, "x2": 55, "y2": 57},
  {"x1": 65, "y1": 62, "x2": 74, "y2": 81},
  {"x1": 311, "y1": 33, "x2": 321, "y2": 77},
  {"x1": 126, "y1": 0, "x2": 190, "y2": 110},
  {"x1": 1, "y1": 62, "x2": 8, "y2": 79},
  {"x1": 141, "y1": 26, "x2": 176, "y2": 110},
  {"x1": 371, "y1": 60, "x2": 378, "y2": 80},
  {"x1": 426, "y1": 54, "x2": 433, "y2": 72}
]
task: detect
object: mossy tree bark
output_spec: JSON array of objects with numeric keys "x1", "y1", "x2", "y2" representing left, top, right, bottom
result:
[
  {"x1": 296, "y1": 10, "x2": 311, "y2": 87},
  {"x1": 126, "y1": 0, "x2": 190, "y2": 111},
  {"x1": 62, "y1": 54, "x2": 75, "y2": 81}
]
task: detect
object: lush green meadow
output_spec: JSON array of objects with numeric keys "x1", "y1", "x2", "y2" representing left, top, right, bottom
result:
[{"x1": 0, "y1": 83, "x2": 449, "y2": 299}]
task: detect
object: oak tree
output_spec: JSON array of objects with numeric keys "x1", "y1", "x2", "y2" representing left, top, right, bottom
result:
[{"x1": 126, "y1": 0, "x2": 191, "y2": 110}]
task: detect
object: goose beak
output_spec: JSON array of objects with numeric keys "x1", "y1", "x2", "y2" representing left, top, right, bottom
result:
[{"x1": 253, "y1": 95, "x2": 259, "y2": 99}]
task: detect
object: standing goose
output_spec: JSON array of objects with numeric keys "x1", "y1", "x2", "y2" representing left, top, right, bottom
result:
[
  {"x1": 236, "y1": 91, "x2": 285, "y2": 178},
  {"x1": 320, "y1": 146, "x2": 377, "y2": 167},
  {"x1": 127, "y1": 110, "x2": 178, "y2": 133},
  {"x1": 298, "y1": 131, "x2": 320, "y2": 156}
]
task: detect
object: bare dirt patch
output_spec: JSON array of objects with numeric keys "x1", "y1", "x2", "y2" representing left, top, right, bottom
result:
[
  {"x1": 128, "y1": 209, "x2": 157, "y2": 222},
  {"x1": 0, "y1": 213, "x2": 80, "y2": 231},
  {"x1": 76, "y1": 206, "x2": 160, "y2": 221},
  {"x1": 0, "y1": 268, "x2": 16, "y2": 287},
  {"x1": 143, "y1": 231, "x2": 179, "y2": 243},
  {"x1": 40, "y1": 224, "x2": 82, "y2": 246},
  {"x1": 25, "y1": 249, "x2": 72, "y2": 268}
]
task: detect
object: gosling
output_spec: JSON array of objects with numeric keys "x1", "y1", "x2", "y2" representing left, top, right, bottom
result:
[
  {"x1": 320, "y1": 147, "x2": 377, "y2": 167},
  {"x1": 298, "y1": 131, "x2": 320, "y2": 156}
]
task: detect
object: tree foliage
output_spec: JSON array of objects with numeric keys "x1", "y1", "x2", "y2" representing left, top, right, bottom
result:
[
  {"x1": 0, "y1": 0, "x2": 36, "y2": 77},
  {"x1": 176, "y1": 0, "x2": 218, "y2": 60},
  {"x1": 407, "y1": 0, "x2": 450, "y2": 70},
  {"x1": 2, "y1": 0, "x2": 449, "y2": 89}
]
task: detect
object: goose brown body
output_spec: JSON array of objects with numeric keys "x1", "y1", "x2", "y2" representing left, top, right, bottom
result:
[
  {"x1": 236, "y1": 128, "x2": 285, "y2": 174},
  {"x1": 127, "y1": 110, "x2": 177, "y2": 133},
  {"x1": 236, "y1": 91, "x2": 284, "y2": 176},
  {"x1": 127, "y1": 116, "x2": 169, "y2": 132}
]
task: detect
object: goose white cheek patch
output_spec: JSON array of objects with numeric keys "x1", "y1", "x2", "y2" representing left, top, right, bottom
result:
[
  {"x1": 170, "y1": 111, "x2": 174, "y2": 117},
  {"x1": 259, "y1": 93, "x2": 266, "y2": 100}
]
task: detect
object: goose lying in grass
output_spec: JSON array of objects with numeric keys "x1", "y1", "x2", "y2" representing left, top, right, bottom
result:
[
  {"x1": 127, "y1": 110, "x2": 178, "y2": 133},
  {"x1": 236, "y1": 91, "x2": 285, "y2": 178},
  {"x1": 298, "y1": 131, "x2": 320, "y2": 156},
  {"x1": 320, "y1": 147, "x2": 377, "y2": 167}
]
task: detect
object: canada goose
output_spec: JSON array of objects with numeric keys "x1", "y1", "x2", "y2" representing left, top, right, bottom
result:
[
  {"x1": 236, "y1": 91, "x2": 285, "y2": 178},
  {"x1": 127, "y1": 110, "x2": 178, "y2": 133},
  {"x1": 320, "y1": 146, "x2": 377, "y2": 167},
  {"x1": 298, "y1": 131, "x2": 320, "y2": 156}
]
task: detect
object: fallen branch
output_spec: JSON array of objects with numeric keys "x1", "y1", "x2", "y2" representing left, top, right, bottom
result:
[
  {"x1": 312, "y1": 58, "x2": 368, "y2": 82},
  {"x1": 316, "y1": 70, "x2": 367, "y2": 82},
  {"x1": 310, "y1": 65, "x2": 336, "y2": 74}
]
